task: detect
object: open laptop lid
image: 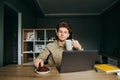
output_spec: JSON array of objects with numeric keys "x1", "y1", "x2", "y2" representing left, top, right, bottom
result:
[{"x1": 57, "y1": 50, "x2": 98, "y2": 73}]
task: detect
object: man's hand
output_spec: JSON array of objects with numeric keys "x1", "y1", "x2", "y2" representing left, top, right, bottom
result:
[
  {"x1": 72, "y1": 39, "x2": 84, "y2": 51},
  {"x1": 34, "y1": 58, "x2": 44, "y2": 68}
]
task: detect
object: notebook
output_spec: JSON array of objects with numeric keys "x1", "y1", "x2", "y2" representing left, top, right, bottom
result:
[
  {"x1": 94, "y1": 64, "x2": 120, "y2": 74},
  {"x1": 57, "y1": 50, "x2": 98, "y2": 73}
]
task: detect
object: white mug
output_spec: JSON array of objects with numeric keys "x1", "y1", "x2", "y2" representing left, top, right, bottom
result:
[{"x1": 65, "y1": 39, "x2": 73, "y2": 51}]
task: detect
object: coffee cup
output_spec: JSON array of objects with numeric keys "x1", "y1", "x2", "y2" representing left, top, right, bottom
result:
[{"x1": 65, "y1": 39, "x2": 73, "y2": 51}]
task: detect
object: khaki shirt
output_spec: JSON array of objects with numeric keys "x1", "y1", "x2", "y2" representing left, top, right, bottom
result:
[{"x1": 37, "y1": 41, "x2": 65, "y2": 66}]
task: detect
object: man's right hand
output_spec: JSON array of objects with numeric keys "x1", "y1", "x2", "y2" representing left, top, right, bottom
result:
[{"x1": 34, "y1": 58, "x2": 44, "y2": 68}]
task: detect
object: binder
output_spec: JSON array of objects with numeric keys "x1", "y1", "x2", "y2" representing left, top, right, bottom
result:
[{"x1": 94, "y1": 64, "x2": 120, "y2": 74}]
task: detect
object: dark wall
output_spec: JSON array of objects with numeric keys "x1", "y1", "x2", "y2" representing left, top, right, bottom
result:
[
  {"x1": 4, "y1": 4, "x2": 18, "y2": 65},
  {"x1": 2, "y1": 0, "x2": 38, "y2": 66},
  {"x1": 102, "y1": 3, "x2": 120, "y2": 57},
  {"x1": 0, "y1": 0, "x2": 4, "y2": 67},
  {"x1": 4, "y1": 0, "x2": 37, "y2": 27},
  {"x1": 37, "y1": 16, "x2": 102, "y2": 50}
]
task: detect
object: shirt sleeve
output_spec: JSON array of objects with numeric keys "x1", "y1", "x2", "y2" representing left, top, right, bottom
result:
[{"x1": 37, "y1": 44, "x2": 50, "y2": 61}]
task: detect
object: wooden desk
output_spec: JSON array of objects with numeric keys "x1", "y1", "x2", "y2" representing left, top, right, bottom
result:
[{"x1": 0, "y1": 65, "x2": 119, "y2": 80}]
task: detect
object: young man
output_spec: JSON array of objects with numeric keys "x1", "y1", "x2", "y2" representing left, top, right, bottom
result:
[{"x1": 34, "y1": 21, "x2": 83, "y2": 68}]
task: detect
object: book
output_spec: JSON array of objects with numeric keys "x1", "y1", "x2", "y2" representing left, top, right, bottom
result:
[{"x1": 94, "y1": 64, "x2": 120, "y2": 74}]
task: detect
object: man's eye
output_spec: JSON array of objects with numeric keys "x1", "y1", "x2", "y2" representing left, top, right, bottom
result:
[
  {"x1": 64, "y1": 32, "x2": 68, "y2": 34},
  {"x1": 58, "y1": 31, "x2": 68, "y2": 34},
  {"x1": 59, "y1": 31, "x2": 63, "y2": 33}
]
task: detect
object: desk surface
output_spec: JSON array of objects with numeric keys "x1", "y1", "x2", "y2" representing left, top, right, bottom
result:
[{"x1": 0, "y1": 64, "x2": 119, "y2": 80}]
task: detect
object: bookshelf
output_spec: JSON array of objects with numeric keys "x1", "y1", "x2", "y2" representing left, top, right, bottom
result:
[{"x1": 22, "y1": 28, "x2": 56, "y2": 64}]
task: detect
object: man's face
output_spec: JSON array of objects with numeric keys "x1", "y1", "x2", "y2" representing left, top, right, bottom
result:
[{"x1": 57, "y1": 27, "x2": 70, "y2": 41}]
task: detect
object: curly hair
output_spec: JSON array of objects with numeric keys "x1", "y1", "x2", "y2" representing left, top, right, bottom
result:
[{"x1": 56, "y1": 21, "x2": 72, "y2": 39}]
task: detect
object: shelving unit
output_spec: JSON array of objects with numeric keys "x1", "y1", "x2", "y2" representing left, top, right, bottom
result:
[{"x1": 22, "y1": 28, "x2": 56, "y2": 64}]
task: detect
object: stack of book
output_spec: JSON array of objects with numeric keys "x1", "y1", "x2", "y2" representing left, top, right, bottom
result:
[{"x1": 94, "y1": 64, "x2": 120, "y2": 74}]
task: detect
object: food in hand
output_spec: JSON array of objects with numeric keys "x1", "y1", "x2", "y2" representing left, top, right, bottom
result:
[{"x1": 37, "y1": 66, "x2": 49, "y2": 72}]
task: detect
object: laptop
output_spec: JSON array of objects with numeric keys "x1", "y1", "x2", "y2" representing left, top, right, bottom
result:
[{"x1": 57, "y1": 50, "x2": 98, "y2": 73}]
